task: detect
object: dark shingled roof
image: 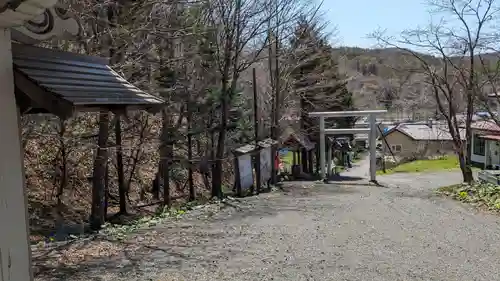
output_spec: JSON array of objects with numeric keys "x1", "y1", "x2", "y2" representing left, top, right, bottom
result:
[
  {"x1": 280, "y1": 128, "x2": 315, "y2": 151},
  {"x1": 12, "y1": 43, "x2": 164, "y2": 118}
]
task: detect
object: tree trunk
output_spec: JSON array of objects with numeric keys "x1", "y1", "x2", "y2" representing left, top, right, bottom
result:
[
  {"x1": 114, "y1": 115, "x2": 127, "y2": 214},
  {"x1": 55, "y1": 119, "x2": 67, "y2": 236},
  {"x1": 213, "y1": 130, "x2": 225, "y2": 199},
  {"x1": 213, "y1": 82, "x2": 229, "y2": 199},
  {"x1": 90, "y1": 111, "x2": 110, "y2": 230},
  {"x1": 104, "y1": 160, "x2": 109, "y2": 219},
  {"x1": 210, "y1": 129, "x2": 217, "y2": 195},
  {"x1": 458, "y1": 150, "x2": 473, "y2": 183},
  {"x1": 187, "y1": 100, "x2": 195, "y2": 201},
  {"x1": 160, "y1": 109, "x2": 172, "y2": 207}
]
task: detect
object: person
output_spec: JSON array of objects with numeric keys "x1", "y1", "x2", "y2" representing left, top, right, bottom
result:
[
  {"x1": 346, "y1": 143, "x2": 353, "y2": 168},
  {"x1": 341, "y1": 140, "x2": 353, "y2": 169}
]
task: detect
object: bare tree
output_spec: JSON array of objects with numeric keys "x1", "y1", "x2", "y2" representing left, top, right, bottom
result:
[
  {"x1": 372, "y1": 0, "x2": 500, "y2": 183},
  {"x1": 203, "y1": 0, "x2": 277, "y2": 197}
]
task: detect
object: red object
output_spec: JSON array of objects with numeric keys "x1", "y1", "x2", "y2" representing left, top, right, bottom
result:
[{"x1": 275, "y1": 153, "x2": 280, "y2": 170}]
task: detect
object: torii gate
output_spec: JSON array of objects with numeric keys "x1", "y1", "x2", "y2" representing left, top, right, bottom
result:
[{"x1": 308, "y1": 110, "x2": 387, "y2": 182}]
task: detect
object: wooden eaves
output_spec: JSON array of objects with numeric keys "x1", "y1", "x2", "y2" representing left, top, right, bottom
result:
[{"x1": 12, "y1": 43, "x2": 164, "y2": 118}]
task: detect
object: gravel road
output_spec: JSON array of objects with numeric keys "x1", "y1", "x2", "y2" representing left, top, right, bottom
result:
[{"x1": 34, "y1": 165, "x2": 500, "y2": 281}]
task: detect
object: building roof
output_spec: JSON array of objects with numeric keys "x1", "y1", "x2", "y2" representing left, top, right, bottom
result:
[
  {"x1": 13, "y1": 43, "x2": 164, "y2": 118},
  {"x1": 480, "y1": 135, "x2": 500, "y2": 141},
  {"x1": 354, "y1": 133, "x2": 368, "y2": 140},
  {"x1": 470, "y1": 120, "x2": 500, "y2": 132},
  {"x1": 387, "y1": 123, "x2": 465, "y2": 141},
  {"x1": 280, "y1": 128, "x2": 315, "y2": 151}
]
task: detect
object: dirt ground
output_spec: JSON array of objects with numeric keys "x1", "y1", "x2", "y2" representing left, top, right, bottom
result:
[{"x1": 33, "y1": 163, "x2": 500, "y2": 281}]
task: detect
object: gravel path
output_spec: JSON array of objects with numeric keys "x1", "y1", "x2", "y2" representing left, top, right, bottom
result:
[{"x1": 34, "y1": 164, "x2": 500, "y2": 281}]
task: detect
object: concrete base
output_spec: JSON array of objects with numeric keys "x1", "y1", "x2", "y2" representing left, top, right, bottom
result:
[{"x1": 0, "y1": 29, "x2": 33, "y2": 281}]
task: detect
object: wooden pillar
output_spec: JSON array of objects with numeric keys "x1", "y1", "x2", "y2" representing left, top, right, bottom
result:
[
  {"x1": 485, "y1": 139, "x2": 490, "y2": 170},
  {"x1": 292, "y1": 149, "x2": 297, "y2": 165},
  {"x1": 315, "y1": 146, "x2": 320, "y2": 174},
  {"x1": 0, "y1": 29, "x2": 33, "y2": 281},
  {"x1": 308, "y1": 150, "x2": 314, "y2": 174},
  {"x1": 327, "y1": 142, "x2": 332, "y2": 177},
  {"x1": 369, "y1": 113, "x2": 377, "y2": 182},
  {"x1": 302, "y1": 148, "x2": 308, "y2": 173},
  {"x1": 319, "y1": 116, "x2": 326, "y2": 179}
]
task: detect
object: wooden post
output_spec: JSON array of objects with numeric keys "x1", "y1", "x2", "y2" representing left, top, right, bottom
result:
[
  {"x1": 301, "y1": 148, "x2": 308, "y2": 173},
  {"x1": 90, "y1": 111, "x2": 110, "y2": 230},
  {"x1": 0, "y1": 29, "x2": 33, "y2": 281},
  {"x1": 369, "y1": 113, "x2": 377, "y2": 182},
  {"x1": 382, "y1": 127, "x2": 387, "y2": 173},
  {"x1": 319, "y1": 116, "x2": 326, "y2": 180},
  {"x1": 114, "y1": 115, "x2": 127, "y2": 214},
  {"x1": 485, "y1": 140, "x2": 490, "y2": 170},
  {"x1": 308, "y1": 150, "x2": 314, "y2": 174},
  {"x1": 327, "y1": 141, "x2": 332, "y2": 178},
  {"x1": 234, "y1": 155, "x2": 242, "y2": 197}
]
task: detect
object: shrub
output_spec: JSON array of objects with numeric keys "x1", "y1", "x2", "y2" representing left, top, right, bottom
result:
[{"x1": 438, "y1": 182, "x2": 500, "y2": 211}]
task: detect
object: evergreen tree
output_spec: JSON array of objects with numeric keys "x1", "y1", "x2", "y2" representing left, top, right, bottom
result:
[{"x1": 290, "y1": 17, "x2": 355, "y2": 141}]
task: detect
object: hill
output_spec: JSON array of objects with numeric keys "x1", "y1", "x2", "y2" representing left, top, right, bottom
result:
[
  {"x1": 332, "y1": 47, "x2": 442, "y2": 119},
  {"x1": 333, "y1": 46, "x2": 500, "y2": 120}
]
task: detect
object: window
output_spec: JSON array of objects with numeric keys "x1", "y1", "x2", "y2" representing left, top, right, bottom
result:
[
  {"x1": 391, "y1": 144, "x2": 402, "y2": 153},
  {"x1": 473, "y1": 134, "x2": 486, "y2": 156}
]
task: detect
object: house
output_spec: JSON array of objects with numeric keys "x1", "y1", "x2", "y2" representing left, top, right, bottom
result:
[
  {"x1": 470, "y1": 120, "x2": 500, "y2": 168},
  {"x1": 382, "y1": 122, "x2": 465, "y2": 158}
]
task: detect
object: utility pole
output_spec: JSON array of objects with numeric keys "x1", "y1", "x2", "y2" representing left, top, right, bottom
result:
[
  {"x1": 253, "y1": 68, "x2": 261, "y2": 193},
  {"x1": 270, "y1": 1, "x2": 280, "y2": 184}
]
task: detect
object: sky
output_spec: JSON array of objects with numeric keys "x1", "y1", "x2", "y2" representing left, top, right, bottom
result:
[{"x1": 322, "y1": 0, "x2": 431, "y2": 48}]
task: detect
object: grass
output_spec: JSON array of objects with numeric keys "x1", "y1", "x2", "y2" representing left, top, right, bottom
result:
[
  {"x1": 280, "y1": 150, "x2": 362, "y2": 174},
  {"x1": 281, "y1": 151, "x2": 294, "y2": 165},
  {"x1": 437, "y1": 182, "x2": 500, "y2": 212},
  {"x1": 377, "y1": 156, "x2": 461, "y2": 175}
]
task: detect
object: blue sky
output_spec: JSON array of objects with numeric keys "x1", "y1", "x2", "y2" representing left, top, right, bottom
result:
[{"x1": 322, "y1": 0, "x2": 431, "y2": 48}]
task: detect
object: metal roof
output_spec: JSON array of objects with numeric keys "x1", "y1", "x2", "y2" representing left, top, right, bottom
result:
[
  {"x1": 390, "y1": 123, "x2": 466, "y2": 141},
  {"x1": 471, "y1": 120, "x2": 500, "y2": 132},
  {"x1": 12, "y1": 43, "x2": 164, "y2": 118},
  {"x1": 480, "y1": 134, "x2": 500, "y2": 141}
]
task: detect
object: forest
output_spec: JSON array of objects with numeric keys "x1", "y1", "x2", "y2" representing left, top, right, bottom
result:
[{"x1": 25, "y1": 0, "x2": 355, "y2": 241}]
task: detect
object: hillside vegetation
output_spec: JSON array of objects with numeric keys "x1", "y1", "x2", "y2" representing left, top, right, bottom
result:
[
  {"x1": 332, "y1": 47, "x2": 439, "y2": 116},
  {"x1": 333, "y1": 46, "x2": 500, "y2": 118}
]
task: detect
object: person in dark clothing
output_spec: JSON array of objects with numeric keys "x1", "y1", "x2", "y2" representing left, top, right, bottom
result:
[
  {"x1": 346, "y1": 143, "x2": 353, "y2": 168},
  {"x1": 339, "y1": 140, "x2": 353, "y2": 169}
]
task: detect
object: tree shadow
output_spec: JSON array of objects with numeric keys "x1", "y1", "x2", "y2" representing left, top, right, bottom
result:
[
  {"x1": 33, "y1": 223, "x2": 249, "y2": 280},
  {"x1": 327, "y1": 175, "x2": 365, "y2": 182},
  {"x1": 32, "y1": 177, "x2": 361, "y2": 281},
  {"x1": 33, "y1": 193, "x2": 303, "y2": 280}
]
